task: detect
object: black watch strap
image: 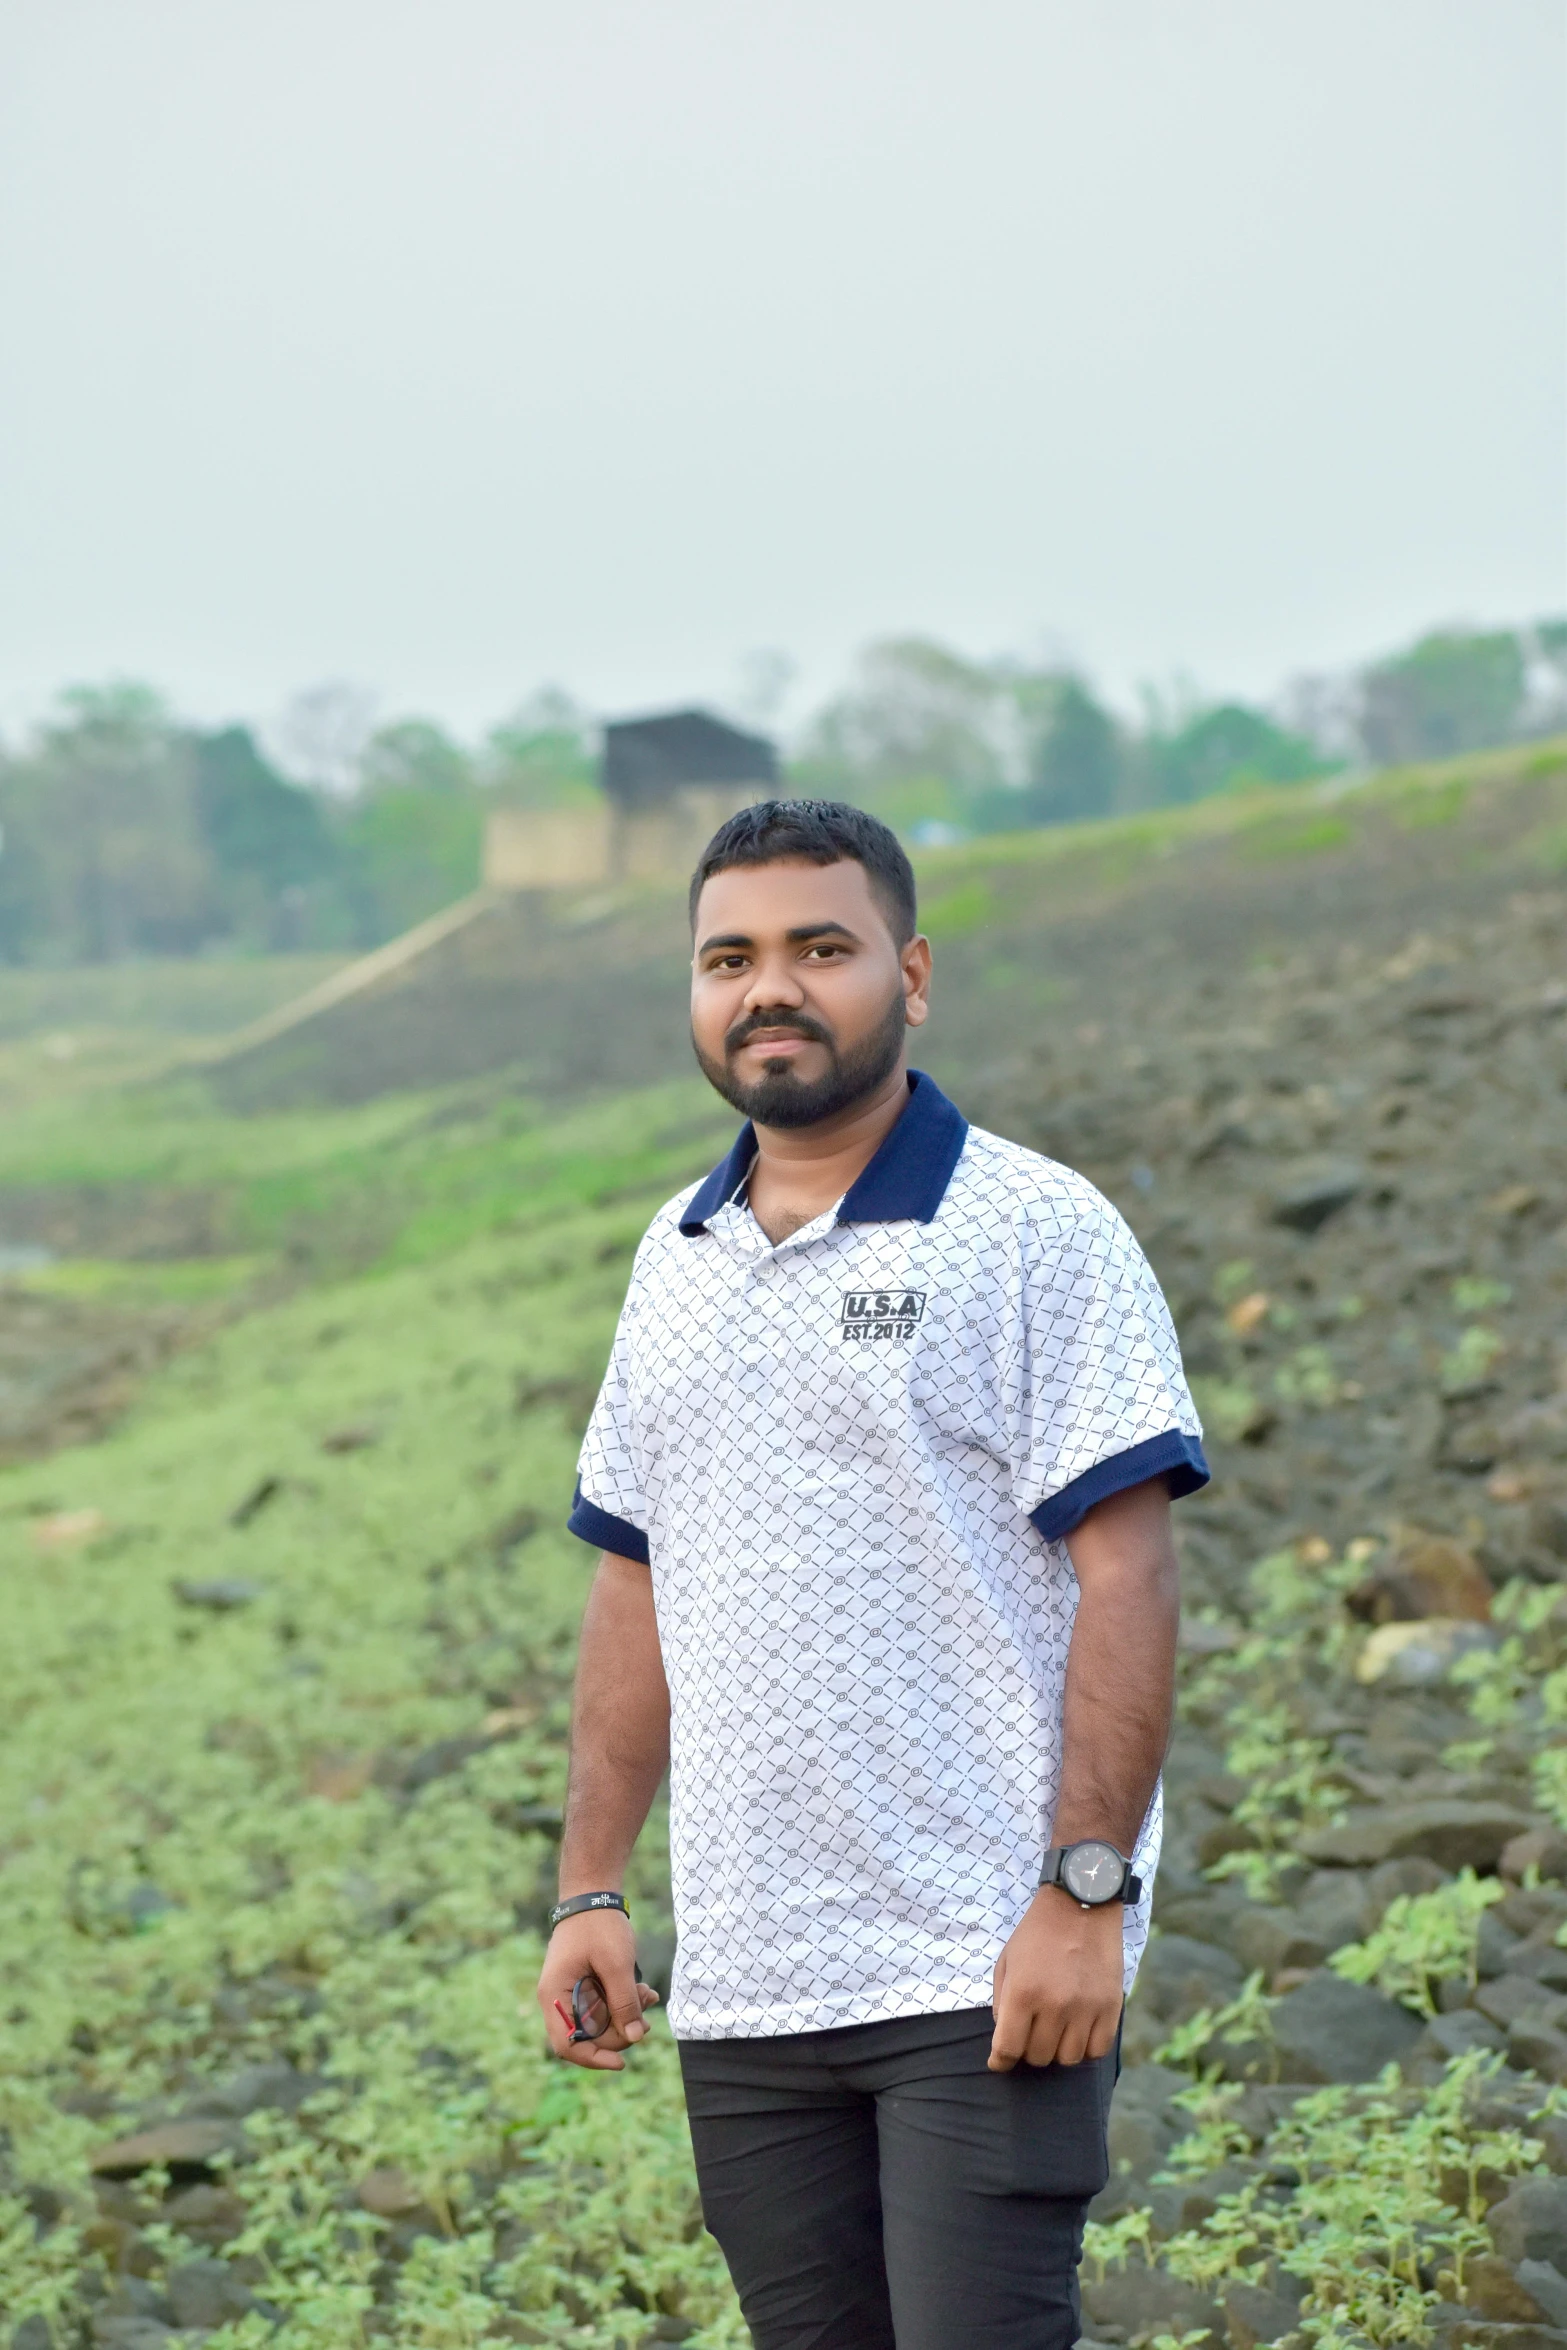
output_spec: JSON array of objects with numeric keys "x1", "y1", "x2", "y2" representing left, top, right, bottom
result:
[
  {"x1": 548, "y1": 1890, "x2": 631, "y2": 1930},
  {"x1": 1040, "y1": 1843, "x2": 1143, "y2": 1907}
]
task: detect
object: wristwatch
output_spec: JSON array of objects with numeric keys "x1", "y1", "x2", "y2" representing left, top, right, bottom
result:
[{"x1": 1040, "y1": 1840, "x2": 1143, "y2": 1908}]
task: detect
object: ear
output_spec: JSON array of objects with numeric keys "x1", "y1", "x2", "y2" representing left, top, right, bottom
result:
[{"x1": 901, "y1": 934, "x2": 933, "y2": 1028}]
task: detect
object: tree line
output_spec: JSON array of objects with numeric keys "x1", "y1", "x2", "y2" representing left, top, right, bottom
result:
[{"x1": 1, "y1": 619, "x2": 1561, "y2": 964}]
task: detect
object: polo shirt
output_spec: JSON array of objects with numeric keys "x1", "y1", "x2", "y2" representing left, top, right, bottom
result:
[{"x1": 569, "y1": 1071, "x2": 1208, "y2": 2040}]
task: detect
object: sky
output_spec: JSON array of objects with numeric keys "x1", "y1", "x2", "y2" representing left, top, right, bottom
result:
[{"x1": 0, "y1": 0, "x2": 1562, "y2": 748}]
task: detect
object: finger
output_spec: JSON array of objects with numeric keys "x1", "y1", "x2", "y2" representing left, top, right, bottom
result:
[
  {"x1": 1052, "y1": 2011, "x2": 1090, "y2": 2068},
  {"x1": 599, "y1": 1958, "x2": 647, "y2": 2041},
  {"x1": 638, "y1": 1982, "x2": 661, "y2": 2009},
  {"x1": 1024, "y1": 2008, "x2": 1067, "y2": 2069},
  {"x1": 987, "y1": 1996, "x2": 1029, "y2": 2073},
  {"x1": 1085, "y1": 2005, "x2": 1121, "y2": 2063}
]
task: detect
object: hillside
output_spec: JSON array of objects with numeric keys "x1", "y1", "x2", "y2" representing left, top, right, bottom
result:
[{"x1": 0, "y1": 738, "x2": 1566, "y2": 2346}]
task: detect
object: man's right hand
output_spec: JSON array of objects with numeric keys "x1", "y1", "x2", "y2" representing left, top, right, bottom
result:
[{"x1": 533, "y1": 1909, "x2": 659, "y2": 2070}]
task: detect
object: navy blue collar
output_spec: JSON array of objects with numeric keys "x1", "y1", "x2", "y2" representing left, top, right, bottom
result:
[{"x1": 678, "y1": 1070, "x2": 969, "y2": 1237}]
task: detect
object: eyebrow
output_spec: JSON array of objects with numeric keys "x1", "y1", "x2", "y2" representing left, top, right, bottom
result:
[{"x1": 697, "y1": 920, "x2": 864, "y2": 956}]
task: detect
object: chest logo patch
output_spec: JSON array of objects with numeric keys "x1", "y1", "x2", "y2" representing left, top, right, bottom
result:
[{"x1": 841, "y1": 1289, "x2": 927, "y2": 1341}]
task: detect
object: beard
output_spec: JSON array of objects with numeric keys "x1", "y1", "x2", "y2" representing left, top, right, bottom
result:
[{"x1": 692, "y1": 986, "x2": 909, "y2": 1128}]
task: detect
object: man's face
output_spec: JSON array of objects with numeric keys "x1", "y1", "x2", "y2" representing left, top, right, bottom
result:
[{"x1": 690, "y1": 858, "x2": 931, "y2": 1128}]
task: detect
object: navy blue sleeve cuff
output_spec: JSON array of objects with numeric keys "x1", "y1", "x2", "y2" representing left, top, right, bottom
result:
[
  {"x1": 567, "y1": 1484, "x2": 651, "y2": 1564},
  {"x1": 1029, "y1": 1429, "x2": 1211, "y2": 1545}
]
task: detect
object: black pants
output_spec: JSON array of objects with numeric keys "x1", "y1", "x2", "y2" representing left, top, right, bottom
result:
[{"x1": 678, "y1": 2007, "x2": 1116, "y2": 2350}]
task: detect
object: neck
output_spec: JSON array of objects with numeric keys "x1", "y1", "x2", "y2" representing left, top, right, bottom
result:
[{"x1": 745, "y1": 1061, "x2": 911, "y2": 1243}]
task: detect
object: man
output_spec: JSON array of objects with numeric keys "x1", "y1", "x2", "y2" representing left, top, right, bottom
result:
[{"x1": 535, "y1": 799, "x2": 1208, "y2": 2349}]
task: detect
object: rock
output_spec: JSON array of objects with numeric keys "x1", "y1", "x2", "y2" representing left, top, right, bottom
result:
[
  {"x1": 1270, "y1": 1164, "x2": 1364, "y2": 1233},
  {"x1": 1297, "y1": 1800, "x2": 1535, "y2": 1873},
  {"x1": 1535, "y1": 2116, "x2": 1567, "y2": 2175},
  {"x1": 174, "y1": 1576, "x2": 265, "y2": 1610},
  {"x1": 1519, "y1": 2268, "x2": 1567, "y2": 2332},
  {"x1": 1080, "y1": 2264, "x2": 1224, "y2": 2344},
  {"x1": 1223, "y1": 2279, "x2": 1307, "y2": 2350},
  {"x1": 1294, "y1": 1868, "x2": 1374, "y2": 1947},
  {"x1": 1349, "y1": 1534, "x2": 1494, "y2": 1624},
  {"x1": 1509, "y1": 2022, "x2": 1567, "y2": 2084},
  {"x1": 181, "y1": 2060, "x2": 318, "y2": 2119},
  {"x1": 1416, "y1": 2010, "x2": 1508, "y2": 2062},
  {"x1": 1229, "y1": 1907, "x2": 1331, "y2": 1978},
  {"x1": 1500, "y1": 1888, "x2": 1567, "y2": 1938},
  {"x1": 1106, "y1": 2064, "x2": 1189, "y2": 2173},
  {"x1": 1430, "y1": 2324, "x2": 1567, "y2": 2350},
  {"x1": 357, "y1": 2166, "x2": 426, "y2": 2218},
  {"x1": 1504, "y1": 1830, "x2": 1567, "y2": 1885},
  {"x1": 1510, "y1": 1945, "x2": 1567, "y2": 1992},
  {"x1": 1364, "y1": 1854, "x2": 1451, "y2": 1919},
  {"x1": 1466, "y1": 2256, "x2": 1567, "y2": 2324},
  {"x1": 1491, "y1": 2178, "x2": 1567, "y2": 2270},
  {"x1": 321, "y1": 1423, "x2": 377, "y2": 1453},
  {"x1": 30, "y1": 1507, "x2": 108, "y2": 1549},
  {"x1": 13, "y1": 2320, "x2": 54, "y2": 2350},
  {"x1": 1480, "y1": 1912, "x2": 1527, "y2": 1978},
  {"x1": 165, "y1": 2257, "x2": 259, "y2": 2328},
  {"x1": 1132, "y1": 1932, "x2": 1244, "y2": 2021},
  {"x1": 1196, "y1": 1816, "x2": 1259, "y2": 1870},
  {"x1": 1266, "y1": 1971, "x2": 1424, "y2": 2082},
  {"x1": 1499, "y1": 1395, "x2": 1567, "y2": 1463},
  {"x1": 1355, "y1": 1617, "x2": 1497, "y2": 1687},
  {"x1": 1476, "y1": 1976, "x2": 1567, "y2": 2032},
  {"x1": 162, "y1": 2181, "x2": 247, "y2": 2243},
  {"x1": 228, "y1": 1474, "x2": 283, "y2": 1527},
  {"x1": 89, "y1": 2117, "x2": 241, "y2": 2175}
]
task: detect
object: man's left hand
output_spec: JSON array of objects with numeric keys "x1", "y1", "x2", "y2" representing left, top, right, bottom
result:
[{"x1": 988, "y1": 1889, "x2": 1124, "y2": 2071}]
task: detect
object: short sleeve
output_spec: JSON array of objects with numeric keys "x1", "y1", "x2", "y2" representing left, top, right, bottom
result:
[
  {"x1": 1008, "y1": 1189, "x2": 1208, "y2": 1544},
  {"x1": 568, "y1": 1301, "x2": 651, "y2": 1565}
]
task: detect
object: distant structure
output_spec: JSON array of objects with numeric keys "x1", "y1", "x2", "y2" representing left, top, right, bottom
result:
[{"x1": 483, "y1": 708, "x2": 778, "y2": 891}]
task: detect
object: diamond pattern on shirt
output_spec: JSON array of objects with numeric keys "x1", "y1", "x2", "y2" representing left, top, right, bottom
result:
[{"x1": 575, "y1": 1117, "x2": 1200, "y2": 2038}]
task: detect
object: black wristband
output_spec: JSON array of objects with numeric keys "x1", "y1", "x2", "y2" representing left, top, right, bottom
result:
[{"x1": 547, "y1": 1890, "x2": 630, "y2": 1931}]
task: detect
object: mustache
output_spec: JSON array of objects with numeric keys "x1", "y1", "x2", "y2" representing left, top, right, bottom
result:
[{"x1": 724, "y1": 1009, "x2": 835, "y2": 1057}]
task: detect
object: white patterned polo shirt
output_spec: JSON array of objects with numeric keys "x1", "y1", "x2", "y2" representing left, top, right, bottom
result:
[{"x1": 569, "y1": 1071, "x2": 1207, "y2": 2039}]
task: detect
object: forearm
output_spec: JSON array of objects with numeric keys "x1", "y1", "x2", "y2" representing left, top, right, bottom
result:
[
  {"x1": 558, "y1": 1550, "x2": 670, "y2": 1896},
  {"x1": 1053, "y1": 1479, "x2": 1180, "y2": 1852}
]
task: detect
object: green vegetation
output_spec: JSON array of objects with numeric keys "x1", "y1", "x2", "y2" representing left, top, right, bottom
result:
[{"x1": 4, "y1": 616, "x2": 1562, "y2": 973}]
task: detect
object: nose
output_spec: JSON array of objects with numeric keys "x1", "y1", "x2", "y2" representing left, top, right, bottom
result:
[{"x1": 743, "y1": 956, "x2": 808, "y2": 1014}]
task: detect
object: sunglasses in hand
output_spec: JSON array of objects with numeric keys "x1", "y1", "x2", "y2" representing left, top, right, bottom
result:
[{"x1": 553, "y1": 1962, "x2": 648, "y2": 2045}]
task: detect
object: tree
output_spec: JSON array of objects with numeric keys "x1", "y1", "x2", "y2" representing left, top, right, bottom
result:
[
  {"x1": 359, "y1": 719, "x2": 474, "y2": 798},
  {"x1": 1357, "y1": 630, "x2": 1526, "y2": 765},
  {"x1": 1147, "y1": 703, "x2": 1329, "y2": 804},
  {"x1": 1022, "y1": 677, "x2": 1121, "y2": 825},
  {"x1": 192, "y1": 727, "x2": 338, "y2": 948}
]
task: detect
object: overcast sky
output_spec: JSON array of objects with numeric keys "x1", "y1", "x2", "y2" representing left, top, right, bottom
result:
[{"x1": 0, "y1": 0, "x2": 1562, "y2": 745}]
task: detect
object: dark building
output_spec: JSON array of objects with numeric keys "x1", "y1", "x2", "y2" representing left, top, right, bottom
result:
[{"x1": 601, "y1": 709, "x2": 778, "y2": 810}]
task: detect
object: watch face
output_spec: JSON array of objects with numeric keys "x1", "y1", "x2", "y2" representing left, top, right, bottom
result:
[{"x1": 1061, "y1": 1840, "x2": 1125, "y2": 1904}]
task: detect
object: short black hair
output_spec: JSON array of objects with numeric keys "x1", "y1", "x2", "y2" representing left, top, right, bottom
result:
[{"x1": 689, "y1": 799, "x2": 918, "y2": 944}]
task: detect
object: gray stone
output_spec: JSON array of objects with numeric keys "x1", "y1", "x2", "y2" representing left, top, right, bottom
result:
[
  {"x1": 1477, "y1": 1976, "x2": 1567, "y2": 2032},
  {"x1": 1519, "y1": 2269, "x2": 1567, "y2": 2332},
  {"x1": 1510, "y1": 2022, "x2": 1567, "y2": 2085},
  {"x1": 1294, "y1": 1868, "x2": 1373, "y2": 1949},
  {"x1": 1106, "y1": 2063, "x2": 1189, "y2": 2174},
  {"x1": 1133, "y1": 1932, "x2": 1244, "y2": 2021},
  {"x1": 1267, "y1": 1971, "x2": 1424, "y2": 2082},
  {"x1": 1229, "y1": 1906, "x2": 1331, "y2": 1978},
  {"x1": 182, "y1": 2060, "x2": 318, "y2": 2119},
  {"x1": 1270, "y1": 1164, "x2": 1364, "y2": 1233},
  {"x1": 173, "y1": 1575, "x2": 265, "y2": 1609},
  {"x1": 1364, "y1": 1854, "x2": 1451, "y2": 1921},
  {"x1": 1224, "y1": 2279, "x2": 1307, "y2": 2350},
  {"x1": 1418, "y1": 2009, "x2": 1508, "y2": 2061},
  {"x1": 1513, "y1": 1946, "x2": 1567, "y2": 1993},
  {"x1": 12, "y1": 2321, "x2": 54, "y2": 2350},
  {"x1": 1479, "y1": 1913, "x2": 1526, "y2": 1978},
  {"x1": 1490, "y1": 2178, "x2": 1567, "y2": 2270},
  {"x1": 1080, "y1": 2265, "x2": 1224, "y2": 2343},
  {"x1": 165, "y1": 2258, "x2": 258, "y2": 2329},
  {"x1": 1297, "y1": 1800, "x2": 1535, "y2": 1873}
]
